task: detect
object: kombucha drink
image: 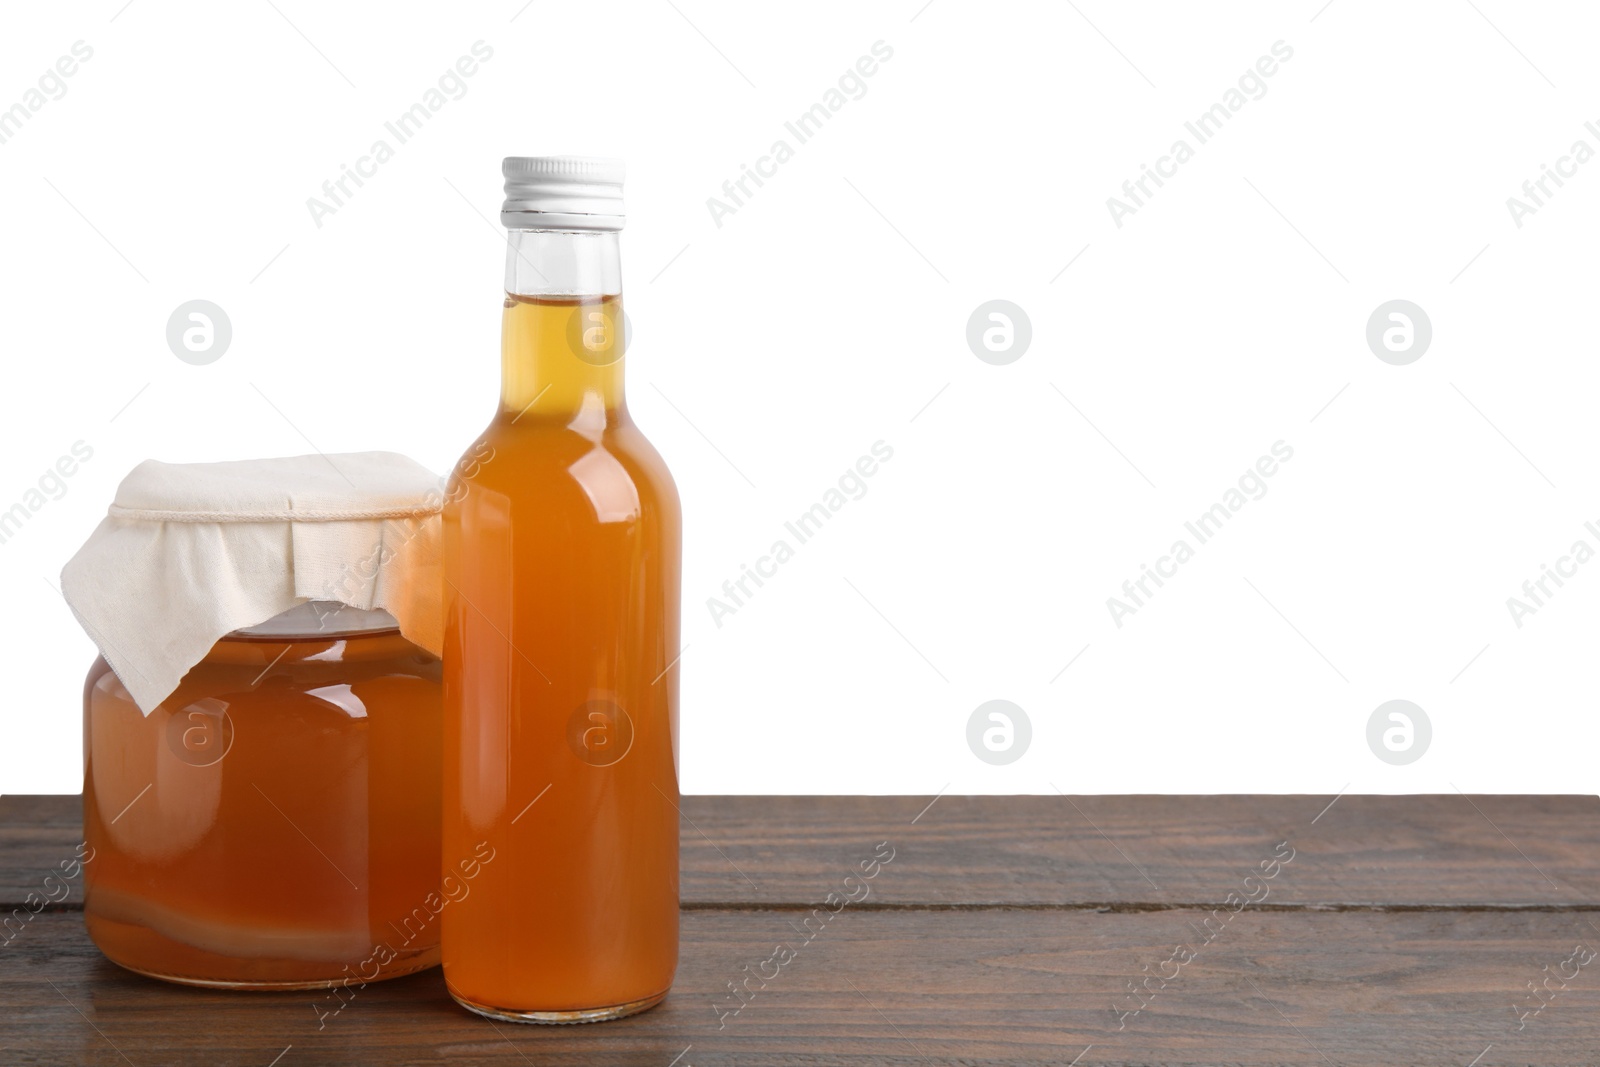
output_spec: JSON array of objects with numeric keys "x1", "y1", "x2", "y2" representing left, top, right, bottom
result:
[
  {"x1": 82, "y1": 622, "x2": 442, "y2": 988},
  {"x1": 441, "y1": 158, "x2": 682, "y2": 1023}
]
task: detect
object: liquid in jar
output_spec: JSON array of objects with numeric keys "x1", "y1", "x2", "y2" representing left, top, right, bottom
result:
[{"x1": 83, "y1": 624, "x2": 443, "y2": 989}]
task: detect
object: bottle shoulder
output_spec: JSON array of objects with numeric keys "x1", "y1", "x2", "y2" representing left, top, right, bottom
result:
[{"x1": 445, "y1": 415, "x2": 679, "y2": 528}]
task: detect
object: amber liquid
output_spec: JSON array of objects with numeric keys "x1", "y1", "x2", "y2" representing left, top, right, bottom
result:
[
  {"x1": 441, "y1": 293, "x2": 682, "y2": 1020},
  {"x1": 82, "y1": 631, "x2": 442, "y2": 989}
]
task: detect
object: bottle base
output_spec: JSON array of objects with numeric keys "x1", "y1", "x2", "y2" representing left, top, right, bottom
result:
[{"x1": 450, "y1": 987, "x2": 668, "y2": 1025}]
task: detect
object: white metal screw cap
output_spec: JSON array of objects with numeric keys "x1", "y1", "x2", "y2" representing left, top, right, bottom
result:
[{"x1": 501, "y1": 156, "x2": 625, "y2": 231}]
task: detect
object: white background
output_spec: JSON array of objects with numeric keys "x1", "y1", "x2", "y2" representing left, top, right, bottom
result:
[{"x1": 2, "y1": 0, "x2": 1597, "y2": 797}]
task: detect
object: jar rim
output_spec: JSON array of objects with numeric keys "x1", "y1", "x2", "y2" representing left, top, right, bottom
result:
[{"x1": 227, "y1": 601, "x2": 400, "y2": 640}]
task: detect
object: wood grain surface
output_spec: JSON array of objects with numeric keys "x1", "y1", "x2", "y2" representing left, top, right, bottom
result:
[
  {"x1": 2, "y1": 794, "x2": 1597, "y2": 1065},
  {"x1": 7, "y1": 793, "x2": 1598, "y2": 908}
]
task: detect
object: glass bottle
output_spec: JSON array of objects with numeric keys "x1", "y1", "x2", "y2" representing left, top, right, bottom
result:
[{"x1": 441, "y1": 157, "x2": 682, "y2": 1023}]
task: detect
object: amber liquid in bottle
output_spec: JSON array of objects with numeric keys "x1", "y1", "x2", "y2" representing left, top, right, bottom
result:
[{"x1": 441, "y1": 230, "x2": 682, "y2": 1022}]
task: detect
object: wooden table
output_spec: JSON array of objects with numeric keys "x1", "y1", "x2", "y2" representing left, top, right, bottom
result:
[{"x1": 3, "y1": 794, "x2": 1597, "y2": 1065}]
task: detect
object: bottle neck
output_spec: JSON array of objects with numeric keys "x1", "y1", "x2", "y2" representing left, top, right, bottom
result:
[{"x1": 500, "y1": 229, "x2": 626, "y2": 423}]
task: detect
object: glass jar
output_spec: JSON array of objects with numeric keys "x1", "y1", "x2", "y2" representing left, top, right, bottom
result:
[{"x1": 82, "y1": 603, "x2": 442, "y2": 989}]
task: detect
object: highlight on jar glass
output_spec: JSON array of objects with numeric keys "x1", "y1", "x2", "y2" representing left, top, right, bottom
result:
[
  {"x1": 441, "y1": 156, "x2": 683, "y2": 1023},
  {"x1": 61, "y1": 452, "x2": 447, "y2": 990}
]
